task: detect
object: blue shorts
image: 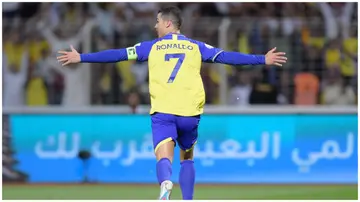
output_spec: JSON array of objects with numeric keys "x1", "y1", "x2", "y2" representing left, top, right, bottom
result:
[{"x1": 151, "y1": 112, "x2": 200, "y2": 152}]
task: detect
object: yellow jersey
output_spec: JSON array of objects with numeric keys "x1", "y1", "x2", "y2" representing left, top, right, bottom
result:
[{"x1": 126, "y1": 33, "x2": 223, "y2": 116}]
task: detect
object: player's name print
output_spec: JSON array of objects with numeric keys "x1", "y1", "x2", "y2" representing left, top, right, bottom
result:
[{"x1": 156, "y1": 43, "x2": 194, "y2": 51}]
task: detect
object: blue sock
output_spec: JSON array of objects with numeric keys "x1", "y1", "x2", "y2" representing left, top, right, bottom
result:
[
  {"x1": 156, "y1": 158, "x2": 172, "y2": 185},
  {"x1": 179, "y1": 160, "x2": 195, "y2": 200}
]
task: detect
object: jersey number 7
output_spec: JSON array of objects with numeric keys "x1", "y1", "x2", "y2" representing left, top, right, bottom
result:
[{"x1": 165, "y1": 53, "x2": 185, "y2": 83}]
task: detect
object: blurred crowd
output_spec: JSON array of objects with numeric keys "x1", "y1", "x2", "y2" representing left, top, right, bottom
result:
[{"x1": 2, "y1": 2, "x2": 358, "y2": 110}]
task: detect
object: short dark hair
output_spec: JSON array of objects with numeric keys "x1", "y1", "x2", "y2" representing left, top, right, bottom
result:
[{"x1": 158, "y1": 6, "x2": 182, "y2": 30}]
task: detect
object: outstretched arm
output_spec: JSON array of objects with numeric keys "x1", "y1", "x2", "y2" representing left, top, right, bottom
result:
[
  {"x1": 198, "y1": 41, "x2": 287, "y2": 67},
  {"x1": 80, "y1": 49, "x2": 129, "y2": 63},
  {"x1": 57, "y1": 41, "x2": 153, "y2": 66},
  {"x1": 214, "y1": 51, "x2": 265, "y2": 66}
]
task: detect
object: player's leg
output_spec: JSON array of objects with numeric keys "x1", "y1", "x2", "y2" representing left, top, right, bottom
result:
[
  {"x1": 151, "y1": 113, "x2": 178, "y2": 200},
  {"x1": 176, "y1": 115, "x2": 200, "y2": 200},
  {"x1": 156, "y1": 141, "x2": 175, "y2": 200},
  {"x1": 179, "y1": 147, "x2": 195, "y2": 200}
]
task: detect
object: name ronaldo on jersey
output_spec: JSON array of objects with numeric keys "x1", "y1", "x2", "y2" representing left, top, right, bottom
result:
[{"x1": 156, "y1": 43, "x2": 194, "y2": 51}]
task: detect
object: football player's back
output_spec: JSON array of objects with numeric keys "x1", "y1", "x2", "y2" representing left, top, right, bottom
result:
[{"x1": 148, "y1": 34, "x2": 214, "y2": 117}]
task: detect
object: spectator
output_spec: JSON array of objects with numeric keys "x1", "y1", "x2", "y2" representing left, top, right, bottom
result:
[
  {"x1": 89, "y1": 3, "x2": 115, "y2": 43},
  {"x1": 201, "y1": 64, "x2": 218, "y2": 104},
  {"x1": 317, "y1": 2, "x2": 339, "y2": 40},
  {"x1": 249, "y1": 68, "x2": 278, "y2": 104},
  {"x1": 228, "y1": 69, "x2": 251, "y2": 105},
  {"x1": 131, "y1": 61, "x2": 148, "y2": 94},
  {"x1": 98, "y1": 64, "x2": 113, "y2": 105},
  {"x1": 341, "y1": 26, "x2": 357, "y2": 87},
  {"x1": 3, "y1": 29, "x2": 29, "y2": 107},
  {"x1": 294, "y1": 68, "x2": 319, "y2": 105},
  {"x1": 38, "y1": 19, "x2": 95, "y2": 106},
  {"x1": 113, "y1": 3, "x2": 130, "y2": 47},
  {"x1": 48, "y1": 61, "x2": 90, "y2": 106},
  {"x1": 277, "y1": 70, "x2": 292, "y2": 104},
  {"x1": 322, "y1": 68, "x2": 355, "y2": 105},
  {"x1": 129, "y1": 2, "x2": 158, "y2": 18},
  {"x1": 35, "y1": 46, "x2": 64, "y2": 105},
  {"x1": 24, "y1": 31, "x2": 52, "y2": 106},
  {"x1": 115, "y1": 60, "x2": 136, "y2": 97},
  {"x1": 3, "y1": 51, "x2": 29, "y2": 107},
  {"x1": 91, "y1": 33, "x2": 116, "y2": 105},
  {"x1": 127, "y1": 88, "x2": 147, "y2": 114},
  {"x1": 324, "y1": 39, "x2": 342, "y2": 70},
  {"x1": 25, "y1": 59, "x2": 48, "y2": 106},
  {"x1": 302, "y1": 25, "x2": 325, "y2": 79},
  {"x1": 339, "y1": 3, "x2": 356, "y2": 39},
  {"x1": 62, "y1": 3, "x2": 85, "y2": 28}
]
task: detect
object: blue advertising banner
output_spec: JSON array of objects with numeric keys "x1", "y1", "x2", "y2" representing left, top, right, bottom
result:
[{"x1": 10, "y1": 114, "x2": 357, "y2": 183}]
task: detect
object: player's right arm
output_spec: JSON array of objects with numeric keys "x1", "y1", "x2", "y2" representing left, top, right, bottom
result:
[{"x1": 57, "y1": 41, "x2": 153, "y2": 66}]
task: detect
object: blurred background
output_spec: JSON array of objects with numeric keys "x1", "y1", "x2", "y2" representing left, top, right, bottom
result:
[{"x1": 2, "y1": 2, "x2": 358, "y2": 200}]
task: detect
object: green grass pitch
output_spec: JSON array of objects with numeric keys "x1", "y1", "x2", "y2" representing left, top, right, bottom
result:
[{"x1": 2, "y1": 184, "x2": 357, "y2": 200}]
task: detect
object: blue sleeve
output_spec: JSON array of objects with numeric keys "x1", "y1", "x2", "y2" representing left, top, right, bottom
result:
[
  {"x1": 133, "y1": 40, "x2": 154, "y2": 62},
  {"x1": 194, "y1": 40, "x2": 265, "y2": 66},
  {"x1": 80, "y1": 49, "x2": 128, "y2": 63},
  {"x1": 80, "y1": 40, "x2": 155, "y2": 63},
  {"x1": 195, "y1": 41, "x2": 224, "y2": 62},
  {"x1": 214, "y1": 51, "x2": 266, "y2": 66}
]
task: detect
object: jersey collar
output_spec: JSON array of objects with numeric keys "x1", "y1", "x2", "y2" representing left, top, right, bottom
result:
[{"x1": 165, "y1": 32, "x2": 184, "y2": 37}]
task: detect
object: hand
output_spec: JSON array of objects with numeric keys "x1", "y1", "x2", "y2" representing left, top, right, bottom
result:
[
  {"x1": 57, "y1": 45, "x2": 81, "y2": 66},
  {"x1": 265, "y1": 47, "x2": 287, "y2": 67}
]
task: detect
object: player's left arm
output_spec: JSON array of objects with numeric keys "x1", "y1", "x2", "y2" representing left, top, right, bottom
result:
[
  {"x1": 80, "y1": 41, "x2": 153, "y2": 63},
  {"x1": 198, "y1": 41, "x2": 287, "y2": 67}
]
